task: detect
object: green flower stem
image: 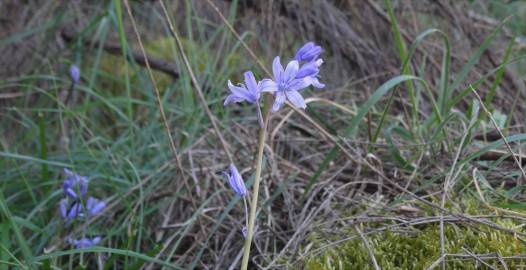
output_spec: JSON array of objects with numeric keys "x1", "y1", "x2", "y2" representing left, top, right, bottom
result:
[{"x1": 241, "y1": 95, "x2": 272, "y2": 269}]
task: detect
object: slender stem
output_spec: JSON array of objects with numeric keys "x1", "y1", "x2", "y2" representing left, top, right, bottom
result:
[
  {"x1": 243, "y1": 197, "x2": 249, "y2": 229},
  {"x1": 256, "y1": 102, "x2": 264, "y2": 129},
  {"x1": 241, "y1": 96, "x2": 271, "y2": 269}
]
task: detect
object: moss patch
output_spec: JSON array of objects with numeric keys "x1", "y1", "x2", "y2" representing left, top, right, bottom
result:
[{"x1": 304, "y1": 218, "x2": 526, "y2": 270}]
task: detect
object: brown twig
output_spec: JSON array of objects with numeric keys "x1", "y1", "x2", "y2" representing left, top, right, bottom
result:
[{"x1": 60, "y1": 27, "x2": 180, "y2": 79}]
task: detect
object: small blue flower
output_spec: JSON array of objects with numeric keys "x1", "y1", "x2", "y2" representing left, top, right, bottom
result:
[
  {"x1": 59, "y1": 199, "x2": 82, "y2": 221},
  {"x1": 69, "y1": 236, "x2": 101, "y2": 249},
  {"x1": 294, "y1": 42, "x2": 323, "y2": 63},
  {"x1": 62, "y1": 168, "x2": 88, "y2": 199},
  {"x1": 86, "y1": 197, "x2": 106, "y2": 216},
  {"x1": 224, "y1": 71, "x2": 268, "y2": 105},
  {"x1": 223, "y1": 164, "x2": 247, "y2": 197},
  {"x1": 70, "y1": 65, "x2": 80, "y2": 84},
  {"x1": 260, "y1": 57, "x2": 313, "y2": 112},
  {"x1": 295, "y1": 42, "x2": 325, "y2": 89},
  {"x1": 296, "y1": 59, "x2": 325, "y2": 89}
]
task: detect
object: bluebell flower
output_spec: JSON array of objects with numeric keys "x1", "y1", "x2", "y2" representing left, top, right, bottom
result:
[
  {"x1": 295, "y1": 42, "x2": 325, "y2": 89},
  {"x1": 223, "y1": 164, "x2": 247, "y2": 197},
  {"x1": 59, "y1": 199, "x2": 82, "y2": 221},
  {"x1": 296, "y1": 59, "x2": 325, "y2": 89},
  {"x1": 86, "y1": 197, "x2": 106, "y2": 216},
  {"x1": 224, "y1": 71, "x2": 269, "y2": 105},
  {"x1": 62, "y1": 168, "x2": 88, "y2": 199},
  {"x1": 69, "y1": 236, "x2": 101, "y2": 249},
  {"x1": 70, "y1": 65, "x2": 80, "y2": 84},
  {"x1": 260, "y1": 57, "x2": 314, "y2": 112},
  {"x1": 294, "y1": 42, "x2": 323, "y2": 62}
]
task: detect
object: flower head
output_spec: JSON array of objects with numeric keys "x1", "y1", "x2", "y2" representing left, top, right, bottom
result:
[
  {"x1": 69, "y1": 236, "x2": 101, "y2": 249},
  {"x1": 62, "y1": 168, "x2": 88, "y2": 199},
  {"x1": 224, "y1": 71, "x2": 264, "y2": 105},
  {"x1": 69, "y1": 65, "x2": 80, "y2": 84},
  {"x1": 223, "y1": 164, "x2": 247, "y2": 197},
  {"x1": 260, "y1": 57, "x2": 314, "y2": 112},
  {"x1": 86, "y1": 197, "x2": 106, "y2": 216},
  {"x1": 294, "y1": 42, "x2": 323, "y2": 63}
]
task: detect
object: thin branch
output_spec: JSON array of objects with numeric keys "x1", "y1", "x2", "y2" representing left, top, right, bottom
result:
[{"x1": 61, "y1": 27, "x2": 180, "y2": 79}]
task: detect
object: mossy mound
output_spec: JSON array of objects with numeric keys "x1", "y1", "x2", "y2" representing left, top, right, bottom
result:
[{"x1": 304, "y1": 218, "x2": 526, "y2": 269}]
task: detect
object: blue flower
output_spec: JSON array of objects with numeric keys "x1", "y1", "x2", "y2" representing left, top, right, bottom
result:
[
  {"x1": 224, "y1": 71, "x2": 268, "y2": 105},
  {"x1": 295, "y1": 42, "x2": 325, "y2": 89},
  {"x1": 86, "y1": 197, "x2": 106, "y2": 216},
  {"x1": 69, "y1": 236, "x2": 101, "y2": 249},
  {"x1": 296, "y1": 59, "x2": 325, "y2": 89},
  {"x1": 59, "y1": 199, "x2": 82, "y2": 222},
  {"x1": 59, "y1": 197, "x2": 105, "y2": 222},
  {"x1": 294, "y1": 42, "x2": 323, "y2": 62},
  {"x1": 260, "y1": 57, "x2": 314, "y2": 112},
  {"x1": 70, "y1": 65, "x2": 80, "y2": 84},
  {"x1": 62, "y1": 168, "x2": 88, "y2": 199},
  {"x1": 223, "y1": 164, "x2": 247, "y2": 197}
]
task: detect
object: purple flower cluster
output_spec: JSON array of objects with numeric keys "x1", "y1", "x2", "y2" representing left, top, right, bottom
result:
[
  {"x1": 59, "y1": 168, "x2": 105, "y2": 248},
  {"x1": 59, "y1": 169, "x2": 106, "y2": 221},
  {"x1": 224, "y1": 42, "x2": 325, "y2": 117},
  {"x1": 223, "y1": 42, "x2": 326, "y2": 238}
]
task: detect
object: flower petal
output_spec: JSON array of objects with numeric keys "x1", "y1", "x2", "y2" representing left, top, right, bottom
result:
[
  {"x1": 311, "y1": 78, "x2": 325, "y2": 89},
  {"x1": 272, "y1": 56, "x2": 283, "y2": 81},
  {"x1": 244, "y1": 71, "x2": 259, "y2": 98},
  {"x1": 227, "y1": 81, "x2": 250, "y2": 99},
  {"x1": 283, "y1": 60, "x2": 299, "y2": 83},
  {"x1": 231, "y1": 164, "x2": 246, "y2": 196},
  {"x1": 259, "y1": 79, "x2": 278, "y2": 93},
  {"x1": 224, "y1": 94, "x2": 243, "y2": 106},
  {"x1": 288, "y1": 78, "x2": 312, "y2": 92},
  {"x1": 295, "y1": 42, "x2": 323, "y2": 62},
  {"x1": 87, "y1": 197, "x2": 106, "y2": 216},
  {"x1": 59, "y1": 199, "x2": 68, "y2": 219},
  {"x1": 296, "y1": 61, "x2": 319, "y2": 79},
  {"x1": 272, "y1": 91, "x2": 287, "y2": 112},
  {"x1": 67, "y1": 203, "x2": 81, "y2": 220},
  {"x1": 64, "y1": 188, "x2": 78, "y2": 199},
  {"x1": 286, "y1": 90, "x2": 306, "y2": 109},
  {"x1": 226, "y1": 164, "x2": 246, "y2": 197},
  {"x1": 226, "y1": 80, "x2": 258, "y2": 104}
]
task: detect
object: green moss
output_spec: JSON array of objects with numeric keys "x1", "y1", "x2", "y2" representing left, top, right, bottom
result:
[
  {"x1": 302, "y1": 195, "x2": 526, "y2": 270},
  {"x1": 304, "y1": 218, "x2": 525, "y2": 270}
]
